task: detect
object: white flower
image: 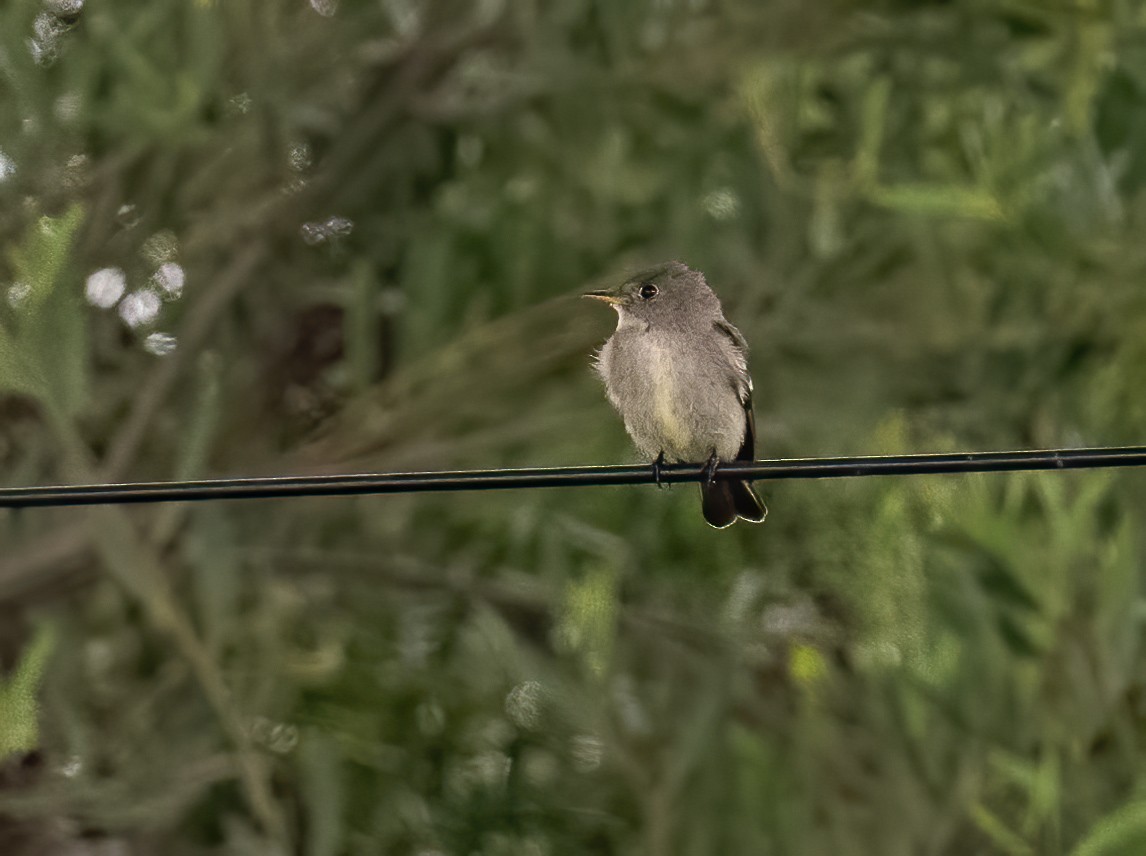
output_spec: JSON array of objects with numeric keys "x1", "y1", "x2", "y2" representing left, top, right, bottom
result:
[
  {"x1": 143, "y1": 332, "x2": 177, "y2": 356},
  {"x1": 118, "y1": 290, "x2": 161, "y2": 327},
  {"x1": 152, "y1": 262, "x2": 185, "y2": 297},
  {"x1": 85, "y1": 267, "x2": 126, "y2": 309}
]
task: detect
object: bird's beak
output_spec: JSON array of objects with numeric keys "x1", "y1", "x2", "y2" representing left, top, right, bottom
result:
[{"x1": 582, "y1": 289, "x2": 622, "y2": 305}]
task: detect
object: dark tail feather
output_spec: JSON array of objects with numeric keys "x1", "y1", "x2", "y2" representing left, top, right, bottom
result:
[
  {"x1": 731, "y1": 480, "x2": 767, "y2": 523},
  {"x1": 701, "y1": 480, "x2": 767, "y2": 529},
  {"x1": 701, "y1": 482, "x2": 737, "y2": 528}
]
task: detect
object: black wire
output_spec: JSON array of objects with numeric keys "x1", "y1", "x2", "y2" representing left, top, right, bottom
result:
[{"x1": 2, "y1": 446, "x2": 1146, "y2": 509}]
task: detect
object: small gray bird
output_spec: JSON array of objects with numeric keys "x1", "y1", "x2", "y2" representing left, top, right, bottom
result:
[{"x1": 585, "y1": 261, "x2": 766, "y2": 528}]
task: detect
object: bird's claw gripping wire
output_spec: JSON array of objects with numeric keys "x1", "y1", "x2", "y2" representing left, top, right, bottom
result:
[
  {"x1": 703, "y1": 452, "x2": 720, "y2": 488},
  {"x1": 652, "y1": 452, "x2": 667, "y2": 489}
]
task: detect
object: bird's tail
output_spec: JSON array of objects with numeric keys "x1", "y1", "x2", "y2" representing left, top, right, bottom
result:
[{"x1": 701, "y1": 480, "x2": 767, "y2": 528}]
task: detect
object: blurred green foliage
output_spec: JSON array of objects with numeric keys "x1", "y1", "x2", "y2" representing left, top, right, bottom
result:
[
  {"x1": 4, "y1": 0, "x2": 1146, "y2": 853},
  {"x1": 0, "y1": 623, "x2": 53, "y2": 758}
]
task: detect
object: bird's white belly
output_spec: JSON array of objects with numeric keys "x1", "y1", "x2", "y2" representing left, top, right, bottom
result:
[
  {"x1": 602, "y1": 330, "x2": 745, "y2": 463},
  {"x1": 644, "y1": 341, "x2": 693, "y2": 454}
]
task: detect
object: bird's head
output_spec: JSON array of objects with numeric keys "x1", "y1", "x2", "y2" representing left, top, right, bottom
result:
[{"x1": 582, "y1": 261, "x2": 720, "y2": 328}]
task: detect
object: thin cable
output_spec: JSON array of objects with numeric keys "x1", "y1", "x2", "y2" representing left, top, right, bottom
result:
[{"x1": 2, "y1": 446, "x2": 1146, "y2": 509}]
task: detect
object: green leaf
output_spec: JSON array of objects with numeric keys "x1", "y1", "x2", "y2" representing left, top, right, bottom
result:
[
  {"x1": 854, "y1": 76, "x2": 891, "y2": 188},
  {"x1": 0, "y1": 623, "x2": 56, "y2": 759},
  {"x1": 867, "y1": 183, "x2": 1005, "y2": 220},
  {"x1": 971, "y1": 802, "x2": 1034, "y2": 856},
  {"x1": 1070, "y1": 801, "x2": 1146, "y2": 856},
  {"x1": 6, "y1": 205, "x2": 86, "y2": 311},
  {"x1": 4, "y1": 204, "x2": 89, "y2": 411},
  {"x1": 0, "y1": 320, "x2": 36, "y2": 395},
  {"x1": 557, "y1": 562, "x2": 618, "y2": 677}
]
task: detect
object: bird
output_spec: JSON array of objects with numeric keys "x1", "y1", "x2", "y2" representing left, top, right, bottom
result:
[{"x1": 584, "y1": 261, "x2": 766, "y2": 528}]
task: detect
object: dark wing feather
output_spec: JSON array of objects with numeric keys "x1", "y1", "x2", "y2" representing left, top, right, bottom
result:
[
  {"x1": 713, "y1": 319, "x2": 755, "y2": 462},
  {"x1": 738, "y1": 394, "x2": 755, "y2": 462},
  {"x1": 709, "y1": 318, "x2": 767, "y2": 525}
]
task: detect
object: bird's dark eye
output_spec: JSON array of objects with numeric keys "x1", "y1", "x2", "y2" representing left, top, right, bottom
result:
[{"x1": 638, "y1": 282, "x2": 659, "y2": 300}]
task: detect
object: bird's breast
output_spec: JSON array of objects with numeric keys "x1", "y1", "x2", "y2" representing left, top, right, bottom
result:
[
  {"x1": 604, "y1": 332, "x2": 696, "y2": 458},
  {"x1": 644, "y1": 340, "x2": 690, "y2": 449}
]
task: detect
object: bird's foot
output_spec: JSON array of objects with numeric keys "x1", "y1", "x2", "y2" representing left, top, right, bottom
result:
[
  {"x1": 652, "y1": 452, "x2": 667, "y2": 489},
  {"x1": 703, "y1": 451, "x2": 720, "y2": 488}
]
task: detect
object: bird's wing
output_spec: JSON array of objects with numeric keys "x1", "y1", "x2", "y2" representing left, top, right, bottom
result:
[
  {"x1": 713, "y1": 319, "x2": 755, "y2": 461},
  {"x1": 712, "y1": 319, "x2": 752, "y2": 403},
  {"x1": 738, "y1": 396, "x2": 756, "y2": 461}
]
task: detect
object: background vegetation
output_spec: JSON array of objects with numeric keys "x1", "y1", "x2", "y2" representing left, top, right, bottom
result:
[{"x1": 4, "y1": 0, "x2": 1146, "y2": 853}]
